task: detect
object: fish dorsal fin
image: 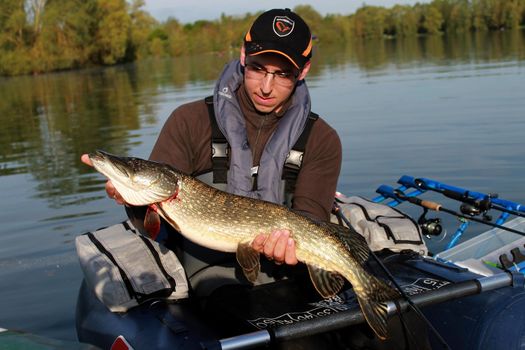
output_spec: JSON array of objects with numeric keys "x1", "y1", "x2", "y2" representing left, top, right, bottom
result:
[
  {"x1": 236, "y1": 241, "x2": 260, "y2": 283},
  {"x1": 307, "y1": 265, "x2": 346, "y2": 298},
  {"x1": 324, "y1": 222, "x2": 370, "y2": 265}
]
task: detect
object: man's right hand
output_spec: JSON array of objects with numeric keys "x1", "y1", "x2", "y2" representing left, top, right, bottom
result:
[
  {"x1": 81, "y1": 154, "x2": 125, "y2": 205},
  {"x1": 251, "y1": 229, "x2": 298, "y2": 266}
]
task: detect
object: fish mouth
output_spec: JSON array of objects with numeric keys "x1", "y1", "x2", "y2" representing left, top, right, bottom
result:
[
  {"x1": 89, "y1": 150, "x2": 132, "y2": 179},
  {"x1": 89, "y1": 149, "x2": 113, "y2": 162},
  {"x1": 88, "y1": 150, "x2": 177, "y2": 206}
]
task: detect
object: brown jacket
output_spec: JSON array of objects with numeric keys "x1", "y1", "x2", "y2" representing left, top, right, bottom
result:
[{"x1": 150, "y1": 86, "x2": 342, "y2": 222}]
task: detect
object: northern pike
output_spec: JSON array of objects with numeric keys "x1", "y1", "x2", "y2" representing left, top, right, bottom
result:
[{"x1": 88, "y1": 150, "x2": 400, "y2": 339}]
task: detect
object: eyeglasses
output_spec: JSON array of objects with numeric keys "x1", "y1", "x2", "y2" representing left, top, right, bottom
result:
[{"x1": 244, "y1": 63, "x2": 298, "y2": 87}]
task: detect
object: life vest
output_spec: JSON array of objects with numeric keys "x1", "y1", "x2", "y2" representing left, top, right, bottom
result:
[{"x1": 198, "y1": 95, "x2": 318, "y2": 208}]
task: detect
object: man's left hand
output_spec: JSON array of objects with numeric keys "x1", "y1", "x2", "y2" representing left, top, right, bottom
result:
[{"x1": 251, "y1": 229, "x2": 297, "y2": 265}]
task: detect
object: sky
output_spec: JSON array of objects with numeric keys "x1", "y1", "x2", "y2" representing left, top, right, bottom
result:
[{"x1": 142, "y1": 0, "x2": 429, "y2": 23}]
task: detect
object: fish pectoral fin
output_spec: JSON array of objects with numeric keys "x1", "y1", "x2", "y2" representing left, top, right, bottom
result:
[
  {"x1": 236, "y1": 241, "x2": 261, "y2": 283},
  {"x1": 307, "y1": 265, "x2": 345, "y2": 298},
  {"x1": 144, "y1": 205, "x2": 161, "y2": 240}
]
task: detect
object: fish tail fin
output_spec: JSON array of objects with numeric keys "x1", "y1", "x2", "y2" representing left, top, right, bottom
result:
[{"x1": 356, "y1": 275, "x2": 401, "y2": 340}]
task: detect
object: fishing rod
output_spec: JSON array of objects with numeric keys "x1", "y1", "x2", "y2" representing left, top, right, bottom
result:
[
  {"x1": 389, "y1": 188, "x2": 525, "y2": 237},
  {"x1": 398, "y1": 176, "x2": 525, "y2": 220},
  {"x1": 332, "y1": 202, "x2": 451, "y2": 350}
]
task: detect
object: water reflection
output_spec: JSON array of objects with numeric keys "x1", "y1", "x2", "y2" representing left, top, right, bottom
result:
[{"x1": 314, "y1": 29, "x2": 524, "y2": 72}]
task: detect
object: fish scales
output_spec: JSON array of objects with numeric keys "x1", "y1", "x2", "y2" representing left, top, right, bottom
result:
[
  {"x1": 88, "y1": 150, "x2": 401, "y2": 340},
  {"x1": 164, "y1": 176, "x2": 354, "y2": 273}
]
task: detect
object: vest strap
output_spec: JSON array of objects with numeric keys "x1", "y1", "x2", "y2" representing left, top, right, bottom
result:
[
  {"x1": 282, "y1": 111, "x2": 318, "y2": 193},
  {"x1": 205, "y1": 96, "x2": 229, "y2": 183},
  {"x1": 204, "y1": 96, "x2": 318, "y2": 194}
]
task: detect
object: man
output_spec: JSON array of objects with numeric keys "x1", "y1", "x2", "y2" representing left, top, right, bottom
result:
[{"x1": 82, "y1": 8, "x2": 341, "y2": 293}]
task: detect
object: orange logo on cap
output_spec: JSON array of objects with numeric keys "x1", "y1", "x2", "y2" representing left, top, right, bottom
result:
[{"x1": 273, "y1": 16, "x2": 295, "y2": 37}]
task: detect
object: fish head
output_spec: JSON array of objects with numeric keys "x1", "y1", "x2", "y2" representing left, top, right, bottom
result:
[{"x1": 89, "y1": 150, "x2": 180, "y2": 206}]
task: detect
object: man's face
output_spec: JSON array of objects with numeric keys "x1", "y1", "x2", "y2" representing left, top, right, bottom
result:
[{"x1": 243, "y1": 54, "x2": 300, "y2": 114}]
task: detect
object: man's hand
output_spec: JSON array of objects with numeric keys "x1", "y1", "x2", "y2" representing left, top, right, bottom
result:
[
  {"x1": 81, "y1": 154, "x2": 125, "y2": 205},
  {"x1": 251, "y1": 229, "x2": 298, "y2": 265}
]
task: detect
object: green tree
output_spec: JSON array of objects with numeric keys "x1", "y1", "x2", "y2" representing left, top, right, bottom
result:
[
  {"x1": 128, "y1": 0, "x2": 157, "y2": 59},
  {"x1": 164, "y1": 18, "x2": 188, "y2": 56},
  {"x1": 502, "y1": 0, "x2": 522, "y2": 28},
  {"x1": 26, "y1": 0, "x2": 47, "y2": 38},
  {"x1": 521, "y1": 0, "x2": 525, "y2": 25},
  {"x1": 318, "y1": 14, "x2": 353, "y2": 43},
  {"x1": 30, "y1": 0, "x2": 97, "y2": 72},
  {"x1": 386, "y1": 5, "x2": 418, "y2": 36},
  {"x1": 431, "y1": 0, "x2": 454, "y2": 31},
  {"x1": 293, "y1": 5, "x2": 323, "y2": 38},
  {"x1": 447, "y1": 0, "x2": 471, "y2": 32},
  {"x1": 2, "y1": 0, "x2": 525, "y2": 76},
  {"x1": 0, "y1": 0, "x2": 31, "y2": 74},
  {"x1": 471, "y1": 0, "x2": 487, "y2": 31},
  {"x1": 92, "y1": 0, "x2": 131, "y2": 64},
  {"x1": 216, "y1": 13, "x2": 250, "y2": 53},
  {"x1": 148, "y1": 27, "x2": 168, "y2": 57},
  {"x1": 183, "y1": 20, "x2": 213, "y2": 54},
  {"x1": 352, "y1": 6, "x2": 388, "y2": 38},
  {"x1": 420, "y1": 4, "x2": 444, "y2": 34},
  {"x1": 0, "y1": 0, "x2": 27, "y2": 50},
  {"x1": 484, "y1": 0, "x2": 505, "y2": 29}
]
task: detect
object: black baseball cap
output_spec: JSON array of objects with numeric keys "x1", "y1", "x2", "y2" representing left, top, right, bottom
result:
[{"x1": 244, "y1": 8, "x2": 312, "y2": 69}]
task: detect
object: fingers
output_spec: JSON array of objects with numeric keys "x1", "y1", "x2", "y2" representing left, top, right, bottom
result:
[
  {"x1": 266, "y1": 230, "x2": 288, "y2": 264},
  {"x1": 105, "y1": 181, "x2": 125, "y2": 205},
  {"x1": 284, "y1": 238, "x2": 297, "y2": 265},
  {"x1": 252, "y1": 234, "x2": 267, "y2": 252},
  {"x1": 251, "y1": 229, "x2": 298, "y2": 266},
  {"x1": 80, "y1": 154, "x2": 93, "y2": 167}
]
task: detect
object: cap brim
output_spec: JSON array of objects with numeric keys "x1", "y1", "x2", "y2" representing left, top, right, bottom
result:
[
  {"x1": 247, "y1": 50, "x2": 300, "y2": 69},
  {"x1": 245, "y1": 41, "x2": 307, "y2": 69}
]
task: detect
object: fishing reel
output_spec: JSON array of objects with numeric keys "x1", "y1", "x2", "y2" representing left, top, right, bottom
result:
[
  {"x1": 421, "y1": 218, "x2": 443, "y2": 237},
  {"x1": 459, "y1": 193, "x2": 497, "y2": 222},
  {"x1": 460, "y1": 203, "x2": 492, "y2": 221},
  {"x1": 418, "y1": 208, "x2": 443, "y2": 238}
]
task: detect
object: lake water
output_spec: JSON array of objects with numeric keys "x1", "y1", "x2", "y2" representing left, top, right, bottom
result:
[{"x1": 0, "y1": 31, "x2": 523, "y2": 343}]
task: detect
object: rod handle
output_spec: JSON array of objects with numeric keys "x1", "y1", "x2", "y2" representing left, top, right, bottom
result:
[{"x1": 420, "y1": 200, "x2": 441, "y2": 211}]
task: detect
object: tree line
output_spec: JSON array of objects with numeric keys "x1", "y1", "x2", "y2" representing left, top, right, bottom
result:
[{"x1": 1, "y1": 0, "x2": 524, "y2": 76}]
